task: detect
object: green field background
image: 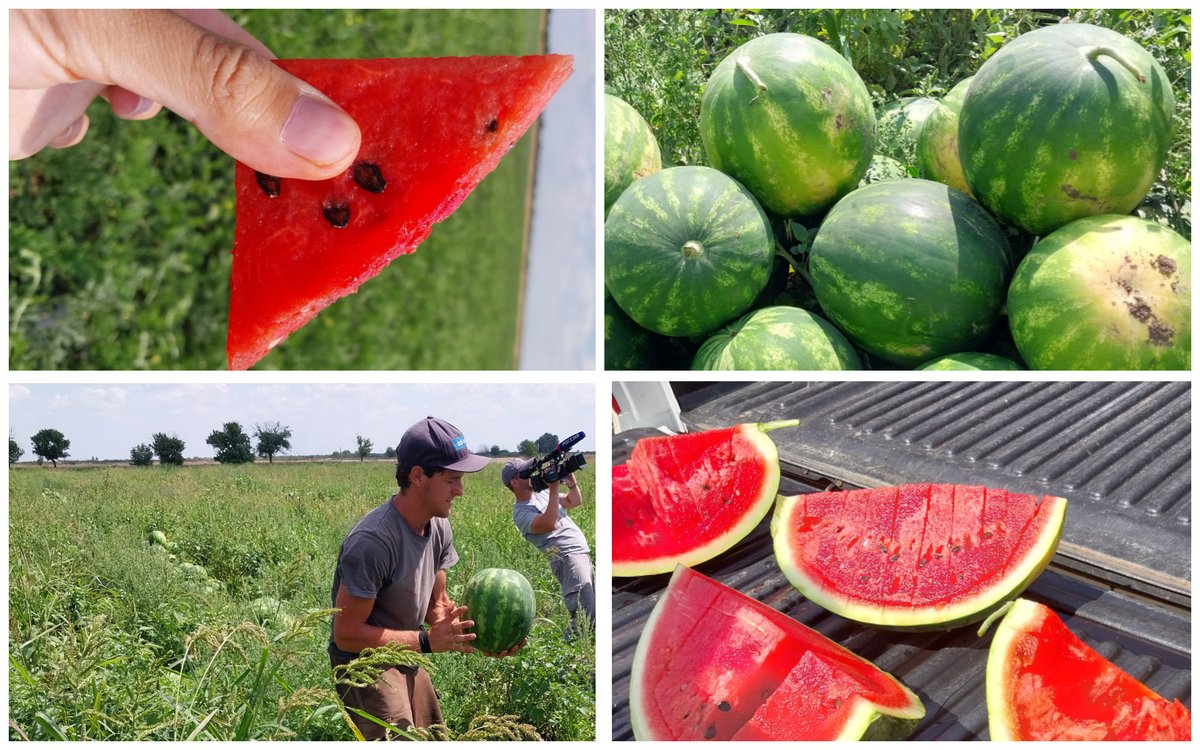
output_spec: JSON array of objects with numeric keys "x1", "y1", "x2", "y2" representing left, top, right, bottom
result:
[
  {"x1": 9, "y1": 9, "x2": 544, "y2": 370},
  {"x1": 8, "y1": 461, "x2": 595, "y2": 740}
]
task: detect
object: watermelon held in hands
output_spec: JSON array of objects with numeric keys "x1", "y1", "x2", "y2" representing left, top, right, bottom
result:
[
  {"x1": 771, "y1": 484, "x2": 1067, "y2": 630},
  {"x1": 958, "y1": 23, "x2": 1175, "y2": 236},
  {"x1": 605, "y1": 166, "x2": 774, "y2": 338},
  {"x1": 630, "y1": 565, "x2": 925, "y2": 740},
  {"x1": 461, "y1": 567, "x2": 535, "y2": 654},
  {"x1": 1007, "y1": 214, "x2": 1190, "y2": 370},
  {"x1": 228, "y1": 55, "x2": 573, "y2": 370},
  {"x1": 986, "y1": 598, "x2": 1192, "y2": 740},
  {"x1": 612, "y1": 419, "x2": 800, "y2": 577},
  {"x1": 604, "y1": 94, "x2": 662, "y2": 216},
  {"x1": 691, "y1": 306, "x2": 863, "y2": 371},
  {"x1": 700, "y1": 33, "x2": 876, "y2": 217}
]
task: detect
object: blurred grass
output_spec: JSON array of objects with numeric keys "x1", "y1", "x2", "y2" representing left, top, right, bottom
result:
[{"x1": 8, "y1": 9, "x2": 544, "y2": 370}]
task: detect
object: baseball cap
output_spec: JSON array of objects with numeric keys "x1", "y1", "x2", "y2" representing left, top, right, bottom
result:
[
  {"x1": 396, "y1": 417, "x2": 490, "y2": 473},
  {"x1": 502, "y1": 457, "x2": 535, "y2": 488}
]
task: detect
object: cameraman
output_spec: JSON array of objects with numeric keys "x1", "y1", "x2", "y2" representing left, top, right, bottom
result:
[{"x1": 503, "y1": 457, "x2": 595, "y2": 639}]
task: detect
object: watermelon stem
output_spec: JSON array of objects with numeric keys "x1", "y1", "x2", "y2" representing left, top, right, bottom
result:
[
  {"x1": 1079, "y1": 45, "x2": 1147, "y2": 83},
  {"x1": 681, "y1": 240, "x2": 705, "y2": 260},
  {"x1": 735, "y1": 56, "x2": 768, "y2": 104},
  {"x1": 757, "y1": 418, "x2": 801, "y2": 434},
  {"x1": 976, "y1": 600, "x2": 1016, "y2": 637}
]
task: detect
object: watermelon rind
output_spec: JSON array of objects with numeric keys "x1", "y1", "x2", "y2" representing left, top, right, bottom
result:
[
  {"x1": 691, "y1": 306, "x2": 863, "y2": 371},
  {"x1": 915, "y1": 352, "x2": 1024, "y2": 371},
  {"x1": 612, "y1": 420, "x2": 798, "y2": 577},
  {"x1": 461, "y1": 568, "x2": 535, "y2": 654},
  {"x1": 986, "y1": 597, "x2": 1041, "y2": 741},
  {"x1": 604, "y1": 94, "x2": 662, "y2": 216},
  {"x1": 858, "y1": 154, "x2": 910, "y2": 187},
  {"x1": 629, "y1": 565, "x2": 925, "y2": 740},
  {"x1": 915, "y1": 77, "x2": 973, "y2": 195},
  {"x1": 771, "y1": 490, "x2": 1068, "y2": 630}
]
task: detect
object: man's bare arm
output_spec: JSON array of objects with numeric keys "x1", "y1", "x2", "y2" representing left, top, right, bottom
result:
[
  {"x1": 559, "y1": 473, "x2": 583, "y2": 510},
  {"x1": 333, "y1": 583, "x2": 475, "y2": 654}
]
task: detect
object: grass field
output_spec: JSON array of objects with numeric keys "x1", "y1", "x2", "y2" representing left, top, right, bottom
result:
[
  {"x1": 8, "y1": 460, "x2": 595, "y2": 741},
  {"x1": 9, "y1": 9, "x2": 544, "y2": 370}
]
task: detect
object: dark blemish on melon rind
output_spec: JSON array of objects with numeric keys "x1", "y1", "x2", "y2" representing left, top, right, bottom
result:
[
  {"x1": 1069, "y1": 149, "x2": 1078, "y2": 160},
  {"x1": 352, "y1": 163, "x2": 387, "y2": 194},
  {"x1": 487, "y1": 118, "x2": 500, "y2": 133},
  {"x1": 718, "y1": 701, "x2": 731, "y2": 712},
  {"x1": 1152, "y1": 255, "x2": 1178, "y2": 276},
  {"x1": 704, "y1": 726, "x2": 716, "y2": 740},
  {"x1": 323, "y1": 203, "x2": 350, "y2": 229},
  {"x1": 1061, "y1": 184, "x2": 1100, "y2": 204},
  {"x1": 835, "y1": 113, "x2": 844, "y2": 130},
  {"x1": 1148, "y1": 320, "x2": 1175, "y2": 347},
  {"x1": 1126, "y1": 298, "x2": 1153, "y2": 323},
  {"x1": 256, "y1": 171, "x2": 281, "y2": 198}
]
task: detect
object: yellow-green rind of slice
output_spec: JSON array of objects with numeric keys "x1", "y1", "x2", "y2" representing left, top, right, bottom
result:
[
  {"x1": 627, "y1": 564, "x2": 682, "y2": 740},
  {"x1": 612, "y1": 419, "x2": 798, "y2": 578},
  {"x1": 772, "y1": 493, "x2": 1068, "y2": 631},
  {"x1": 984, "y1": 597, "x2": 1043, "y2": 741}
]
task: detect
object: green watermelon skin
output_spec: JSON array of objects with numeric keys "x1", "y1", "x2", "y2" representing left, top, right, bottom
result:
[
  {"x1": 808, "y1": 179, "x2": 1013, "y2": 367},
  {"x1": 876, "y1": 96, "x2": 938, "y2": 161},
  {"x1": 1007, "y1": 214, "x2": 1190, "y2": 370},
  {"x1": 691, "y1": 306, "x2": 862, "y2": 371},
  {"x1": 915, "y1": 352, "x2": 1023, "y2": 371},
  {"x1": 461, "y1": 568, "x2": 535, "y2": 654},
  {"x1": 959, "y1": 23, "x2": 1175, "y2": 236},
  {"x1": 604, "y1": 286, "x2": 661, "y2": 370},
  {"x1": 916, "y1": 77, "x2": 973, "y2": 195},
  {"x1": 605, "y1": 167, "x2": 773, "y2": 338},
  {"x1": 604, "y1": 94, "x2": 662, "y2": 216},
  {"x1": 700, "y1": 33, "x2": 875, "y2": 217},
  {"x1": 858, "y1": 154, "x2": 910, "y2": 187}
]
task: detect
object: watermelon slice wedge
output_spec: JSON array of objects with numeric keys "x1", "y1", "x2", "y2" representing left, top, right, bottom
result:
[
  {"x1": 630, "y1": 565, "x2": 925, "y2": 740},
  {"x1": 612, "y1": 419, "x2": 800, "y2": 577},
  {"x1": 986, "y1": 598, "x2": 1191, "y2": 740},
  {"x1": 228, "y1": 55, "x2": 573, "y2": 370},
  {"x1": 772, "y1": 484, "x2": 1066, "y2": 630}
]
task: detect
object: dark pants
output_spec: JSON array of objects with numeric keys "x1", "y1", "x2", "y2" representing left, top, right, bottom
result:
[{"x1": 331, "y1": 657, "x2": 442, "y2": 741}]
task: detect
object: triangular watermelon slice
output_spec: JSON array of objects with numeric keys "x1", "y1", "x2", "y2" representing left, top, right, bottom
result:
[
  {"x1": 630, "y1": 565, "x2": 925, "y2": 740},
  {"x1": 987, "y1": 598, "x2": 1191, "y2": 740},
  {"x1": 228, "y1": 55, "x2": 573, "y2": 370}
]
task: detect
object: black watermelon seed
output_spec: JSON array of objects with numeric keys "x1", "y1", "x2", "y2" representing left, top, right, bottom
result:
[
  {"x1": 888, "y1": 553, "x2": 899, "y2": 563},
  {"x1": 352, "y1": 163, "x2": 386, "y2": 194},
  {"x1": 255, "y1": 171, "x2": 281, "y2": 198},
  {"x1": 983, "y1": 531, "x2": 993, "y2": 539},
  {"x1": 704, "y1": 726, "x2": 716, "y2": 740},
  {"x1": 718, "y1": 701, "x2": 731, "y2": 712},
  {"x1": 323, "y1": 203, "x2": 350, "y2": 229},
  {"x1": 487, "y1": 118, "x2": 499, "y2": 133}
]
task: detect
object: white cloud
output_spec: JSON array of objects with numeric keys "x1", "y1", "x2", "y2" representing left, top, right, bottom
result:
[{"x1": 9, "y1": 384, "x2": 31, "y2": 401}]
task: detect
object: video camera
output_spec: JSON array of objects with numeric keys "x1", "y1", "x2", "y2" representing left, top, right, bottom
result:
[{"x1": 521, "y1": 431, "x2": 588, "y2": 492}]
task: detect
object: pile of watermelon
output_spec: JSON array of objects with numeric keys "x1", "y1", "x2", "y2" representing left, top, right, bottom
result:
[
  {"x1": 604, "y1": 21, "x2": 1189, "y2": 370},
  {"x1": 617, "y1": 423, "x2": 1191, "y2": 740}
]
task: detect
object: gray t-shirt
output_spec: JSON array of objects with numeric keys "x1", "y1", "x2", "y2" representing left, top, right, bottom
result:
[
  {"x1": 512, "y1": 489, "x2": 590, "y2": 558},
  {"x1": 328, "y1": 498, "x2": 458, "y2": 660}
]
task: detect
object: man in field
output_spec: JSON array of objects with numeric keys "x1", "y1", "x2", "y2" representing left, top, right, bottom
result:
[
  {"x1": 503, "y1": 457, "x2": 595, "y2": 639},
  {"x1": 328, "y1": 416, "x2": 523, "y2": 740}
]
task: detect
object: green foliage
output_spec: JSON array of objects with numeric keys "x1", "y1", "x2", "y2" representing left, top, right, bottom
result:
[
  {"x1": 130, "y1": 444, "x2": 154, "y2": 467},
  {"x1": 253, "y1": 422, "x2": 292, "y2": 464},
  {"x1": 30, "y1": 428, "x2": 70, "y2": 467},
  {"x1": 10, "y1": 430, "x2": 25, "y2": 464},
  {"x1": 354, "y1": 435, "x2": 373, "y2": 462},
  {"x1": 9, "y1": 9, "x2": 543, "y2": 370},
  {"x1": 8, "y1": 461, "x2": 595, "y2": 741},
  {"x1": 517, "y1": 439, "x2": 537, "y2": 457},
  {"x1": 151, "y1": 433, "x2": 186, "y2": 466},
  {"x1": 206, "y1": 423, "x2": 254, "y2": 465},
  {"x1": 535, "y1": 432, "x2": 560, "y2": 454}
]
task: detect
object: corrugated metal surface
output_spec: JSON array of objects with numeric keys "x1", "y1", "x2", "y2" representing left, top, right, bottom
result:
[{"x1": 678, "y1": 381, "x2": 1191, "y2": 600}]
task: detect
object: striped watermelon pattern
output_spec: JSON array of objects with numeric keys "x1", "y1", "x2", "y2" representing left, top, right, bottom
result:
[
  {"x1": 605, "y1": 167, "x2": 773, "y2": 337},
  {"x1": 959, "y1": 23, "x2": 1174, "y2": 236},
  {"x1": 461, "y1": 568, "x2": 535, "y2": 654},
  {"x1": 809, "y1": 179, "x2": 1013, "y2": 367},
  {"x1": 604, "y1": 94, "x2": 662, "y2": 215},
  {"x1": 876, "y1": 96, "x2": 937, "y2": 161},
  {"x1": 916, "y1": 352, "x2": 1024, "y2": 371},
  {"x1": 692, "y1": 306, "x2": 863, "y2": 371},
  {"x1": 699, "y1": 33, "x2": 875, "y2": 217},
  {"x1": 916, "y1": 76, "x2": 973, "y2": 195},
  {"x1": 1007, "y1": 214, "x2": 1190, "y2": 370}
]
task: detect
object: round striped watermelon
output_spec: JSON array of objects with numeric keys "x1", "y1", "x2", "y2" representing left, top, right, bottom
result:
[
  {"x1": 808, "y1": 179, "x2": 1014, "y2": 367},
  {"x1": 700, "y1": 33, "x2": 875, "y2": 217},
  {"x1": 605, "y1": 167, "x2": 773, "y2": 337},
  {"x1": 859, "y1": 154, "x2": 910, "y2": 187},
  {"x1": 604, "y1": 286, "x2": 660, "y2": 370},
  {"x1": 692, "y1": 306, "x2": 862, "y2": 371},
  {"x1": 1007, "y1": 214, "x2": 1190, "y2": 370},
  {"x1": 959, "y1": 23, "x2": 1175, "y2": 236},
  {"x1": 876, "y1": 96, "x2": 937, "y2": 161},
  {"x1": 915, "y1": 352, "x2": 1024, "y2": 371},
  {"x1": 604, "y1": 94, "x2": 662, "y2": 216},
  {"x1": 461, "y1": 568, "x2": 535, "y2": 653},
  {"x1": 916, "y1": 76, "x2": 973, "y2": 195}
]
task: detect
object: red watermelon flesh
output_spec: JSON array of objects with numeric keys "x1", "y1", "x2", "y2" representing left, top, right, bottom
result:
[
  {"x1": 987, "y1": 599, "x2": 1191, "y2": 740},
  {"x1": 228, "y1": 55, "x2": 573, "y2": 370},
  {"x1": 772, "y1": 484, "x2": 1067, "y2": 629},
  {"x1": 630, "y1": 565, "x2": 924, "y2": 740},
  {"x1": 612, "y1": 420, "x2": 799, "y2": 577}
]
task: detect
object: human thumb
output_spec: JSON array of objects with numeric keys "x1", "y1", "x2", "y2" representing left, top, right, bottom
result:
[{"x1": 31, "y1": 10, "x2": 361, "y2": 179}]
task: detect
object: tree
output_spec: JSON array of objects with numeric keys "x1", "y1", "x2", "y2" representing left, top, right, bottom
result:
[
  {"x1": 31, "y1": 428, "x2": 70, "y2": 467},
  {"x1": 385, "y1": 446, "x2": 396, "y2": 459},
  {"x1": 356, "y1": 434, "x2": 373, "y2": 462},
  {"x1": 254, "y1": 421, "x2": 292, "y2": 463},
  {"x1": 9, "y1": 429, "x2": 24, "y2": 464},
  {"x1": 535, "y1": 432, "x2": 560, "y2": 455},
  {"x1": 130, "y1": 444, "x2": 154, "y2": 466},
  {"x1": 152, "y1": 432, "x2": 186, "y2": 466},
  {"x1": 205, "y1": 423, "x2": 253, "y2": 464},
  {"x1": 517, "y1": 439, "x2": 537, "y2": 457},
  {"x1": 490, "y1": 445, "x2": 501, "y2": 456}
]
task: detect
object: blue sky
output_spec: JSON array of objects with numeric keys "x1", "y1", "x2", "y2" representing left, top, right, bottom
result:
[{"x1": 8, "y1": 383, "x2": 596, "y2": 461}]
